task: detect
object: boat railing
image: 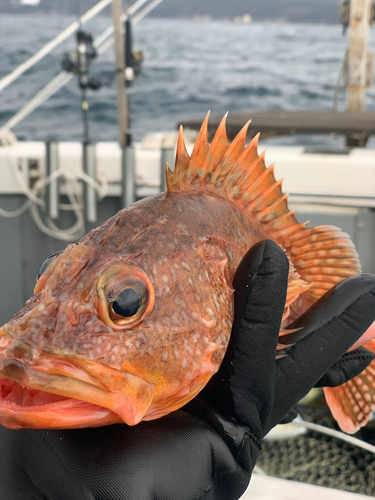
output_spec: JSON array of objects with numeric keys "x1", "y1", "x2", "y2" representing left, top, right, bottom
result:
[
  {"x1": 0, "y1": 0, "x2": 164, "y2": 133},
  {"x1": 0, "y1": 0, "x2": 165, "y2": 241}
]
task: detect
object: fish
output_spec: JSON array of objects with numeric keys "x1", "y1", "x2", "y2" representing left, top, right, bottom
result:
[{"x1": 0, "y1": 112, "x2": 374, "y2": 434}]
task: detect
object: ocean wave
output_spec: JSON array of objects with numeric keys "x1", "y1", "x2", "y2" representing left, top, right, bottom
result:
[{"x1": 0, "y1": 16, "x2": 373, "y2": 144}]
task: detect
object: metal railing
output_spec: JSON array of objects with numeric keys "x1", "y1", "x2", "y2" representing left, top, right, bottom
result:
[
  {"x1": 0, "y1": 0, "x2": 166, "y2": 241},
  {"x1": 1, "y1": 0, "x2": 164, "y2": 131}
]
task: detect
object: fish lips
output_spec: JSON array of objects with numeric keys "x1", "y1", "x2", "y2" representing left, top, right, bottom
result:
[{"x1": 0, "y1": 339, "x2": 155, "y2": 429}]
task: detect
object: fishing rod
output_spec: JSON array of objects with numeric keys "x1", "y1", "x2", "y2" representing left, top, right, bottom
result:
[
  {"x1": 2, "y1": 0, "x2": 163, "y2": 132},
  {"x1": 0, "y1": 0, "x2": 112, "y2": 94}
]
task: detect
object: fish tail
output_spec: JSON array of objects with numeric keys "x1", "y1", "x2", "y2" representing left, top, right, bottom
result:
[{"x1": 324, "y1": 339, "x2": 375, "y2": 434}]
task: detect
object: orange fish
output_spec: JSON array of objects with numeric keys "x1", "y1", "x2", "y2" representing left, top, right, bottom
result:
[{"x1": 0, "y1": 113, "x2": 374, "y2": 433}]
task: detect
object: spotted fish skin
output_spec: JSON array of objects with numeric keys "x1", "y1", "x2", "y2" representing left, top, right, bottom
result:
[
  {"x1": 0, "y1": 113, "x2": 372, "y2": 433},
  {"x1": 0, "y1": 191, "x2": 267, "y2": 428}
]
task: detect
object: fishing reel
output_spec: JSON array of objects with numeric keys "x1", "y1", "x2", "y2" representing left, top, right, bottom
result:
[
  {"x1": 61, "y1": 30, "x2": 102, "y2": 91},
  {"x1": 124, "y1": 19, "x2": 143, "y2": 88}
]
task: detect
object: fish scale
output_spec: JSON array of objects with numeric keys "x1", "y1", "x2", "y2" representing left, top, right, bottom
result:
[{"x1": 0, "y1": 113, "x2": 373, "y2": 433}]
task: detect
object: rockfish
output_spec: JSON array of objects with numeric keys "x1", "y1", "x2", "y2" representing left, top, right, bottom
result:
[{"x1": 0, "y1": 113, "x2": 374, "y2": 434}]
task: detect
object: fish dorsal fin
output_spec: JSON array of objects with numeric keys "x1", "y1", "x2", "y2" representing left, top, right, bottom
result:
[
  {"x1": 167, "y1": 114, "x2": 361, "y2": 302},
  {"x1": 167, "y1": 113, "x2": 292, "y2": 226}
]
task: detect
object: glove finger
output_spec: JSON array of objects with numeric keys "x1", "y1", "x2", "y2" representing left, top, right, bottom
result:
[
  {"x1": 205, "y1": 240, "x2": 288, "y2": 435},
  {"x1": 278, "y1": 409, "x2": 298, "y2": 425},
  {"x1": 264, "y1": 273, "x2": 375, "y2": 435},
  {"x1": 314, "y1": 346, "x2": 375, "y2": 387}
]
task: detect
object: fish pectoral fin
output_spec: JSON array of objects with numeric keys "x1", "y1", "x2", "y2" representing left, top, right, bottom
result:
[
  {"x1": 281, "y1": 257, "x2": 312, "y2": 323},
  {"x1": 284, "y1": 225, "x2": 361, "y2": 303},
  {"x1": 324, "y1": 339, "x2": 375, "y2": 434}
]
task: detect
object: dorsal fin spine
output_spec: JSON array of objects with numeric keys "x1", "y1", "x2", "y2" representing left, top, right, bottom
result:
[
  {"x1": 247, "y1": 179, "x2": 284, "y2": 212},
  {"x1": 167, "y1": 126, "x2": 190, "y2": 191},
  {"x1": 230, "y1": 151, "x2": 267, "y2": 203},
  {"x1": 242, "y1": 165, "x2": 277, "y2": 204},
  {"x1": 190, "y1": 112, "x2": 210, "y2": 162},
  {"x1": 256, "y1": 193, "x2": 289, "y2": 222},
  {"x1": 268, "y1": 209, "x2": 298, "y2": 231},
  {"x1": 242, "y1": 150, "x2": 267, "y2": 184},
  {"x1": 238, "y1": 134, "x2": 261, "y2": 167},
  {"x1": 206, "y1": 115, "x2": 230, "y2": 173},
  {"x1": 188, "y1": 112, "x2": 210, "y2": 186},
  {"x1": 221, "y1": 120, "x2": 250, "y2": 166}
]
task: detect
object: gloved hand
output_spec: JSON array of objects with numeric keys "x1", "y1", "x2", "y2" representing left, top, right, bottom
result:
[{"x1": 1, "y1": 240, "x2": 375, "y2": 500}]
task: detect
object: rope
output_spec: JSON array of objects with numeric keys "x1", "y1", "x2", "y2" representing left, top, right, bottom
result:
[
  {"x1": 293, "y1": 416, "x2": 375, "y2": 454},
  {"x1": 132, "y1": 0, "x2": 165, "y2": 24},
  {"x1": 0, "y1": 200, "x2": 31, "y2": 219},
  {"x1": 0, "y1": 151, "x2": 107, "y2": 240},
  {"x1": 0, "y1": 0, "x2": 164, "y2": 239},
  {"x1": 0, "y1": 128, "x2": 17, "y2": 147}
]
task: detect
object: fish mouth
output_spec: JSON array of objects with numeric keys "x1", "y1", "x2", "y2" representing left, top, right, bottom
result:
[{"x1": 0, "y1": 337, "x2": 155, "y2": 430}]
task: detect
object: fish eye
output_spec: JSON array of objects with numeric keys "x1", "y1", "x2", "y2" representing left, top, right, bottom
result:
[
  {"x1": 97, "y1": 264, "x2": 155, "y2": 330},
  {"x1": 110, "y1": 288, "x2": 142, "y2": 320},
  {"x1": 36, "y1": 253, "x2": 59, "y2": 281}
]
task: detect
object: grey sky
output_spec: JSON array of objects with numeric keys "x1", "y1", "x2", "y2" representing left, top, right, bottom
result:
[{"x1": 0, "y1": 0, "x2": 341, "y2": 23}]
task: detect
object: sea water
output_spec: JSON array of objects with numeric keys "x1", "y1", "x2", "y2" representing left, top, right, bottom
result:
[{"x1": 0, "y1": 14, "x2": 374, "y2": 147}]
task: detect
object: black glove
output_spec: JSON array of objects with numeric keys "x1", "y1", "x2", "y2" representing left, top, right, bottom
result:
[
  {"x1": 315, "y1": 346, "x2": 374, "y2": 388},
  {"x1": 1, "y1": 240, "x2": 375, "y2": 500}
]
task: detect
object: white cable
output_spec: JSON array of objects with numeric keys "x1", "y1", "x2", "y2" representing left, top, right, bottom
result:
[
  {"x1": 93, "y1": 25, "x2": 115, "y2": 48},
  {"x1": 2, "y1": 152, "x2": 84, "y2": 238},
  {"x1": 4, "y1": 72, "x2": 74, "y2": 130},
  {"x1": 33, "y1": 166, "x2": 107, "y2": 204},
  {"x1": 293, "y1": 416, "x2": 375, "y2": 454},
  {"x1": 77, "y1": 170, "x2": 108, "y2": 199},
  {"x1": 2, "y1": 152, "x2": 106, "y2": 239},
  {"x1": 0, "y1": 128, "x2": 17, "y2": 146},
  {"x1": 78, "y1": 0, "x2": 153, "y2": 51},
  {"x1": 3, "y1": 0, "x2": 163, "y2": 131},
  {"x1": 0, "y1": 0, "x2": 113, "y2": 94},
  {"x1": 5, "y1": 152, "x2": 44, "y2": 205},
  {"x1": 0, "y1": 200, "x2": 31, "y2": 218},
  {"x1": 132, "y1": 0, "x2": 165, "y2": 24},
  {"x1": 30, "y1": 172, "x2": 85, "y2": 240},
  {"x1": 126, "y1": 0, "x2": 156, "y2": 19},
  {"x1": 1, "y1": 1, "x2": 157, "y2": 129},
  {"x1": 29, "y1": 190, "x2": 85, "y2": 241},
  {"x1": 0, "y1": 0, "x2": 163, "y2": 239},
  {"x1": 2, "y1": 149, "x2": 107, "y2": 239},
  {"x1": 33, "y1": 167, "x2": 107, "y2": 240},
  {"x1": 97, "y1": 36, "x2": 115, "y2": 55}
]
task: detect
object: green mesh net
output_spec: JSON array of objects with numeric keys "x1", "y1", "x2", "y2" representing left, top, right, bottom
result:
[{"x1": 258, "y1": 408, "x2": 375, "y2": 496}]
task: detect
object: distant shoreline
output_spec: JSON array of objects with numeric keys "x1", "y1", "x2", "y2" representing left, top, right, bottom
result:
[{"x1": 0, "y1": 11, "x2": 341, "y2": 26}]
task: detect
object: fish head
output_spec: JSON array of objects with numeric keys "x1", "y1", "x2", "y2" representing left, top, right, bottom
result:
[{"x1": 0, "y1": 201, "x2": 234, "y2": 429}]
